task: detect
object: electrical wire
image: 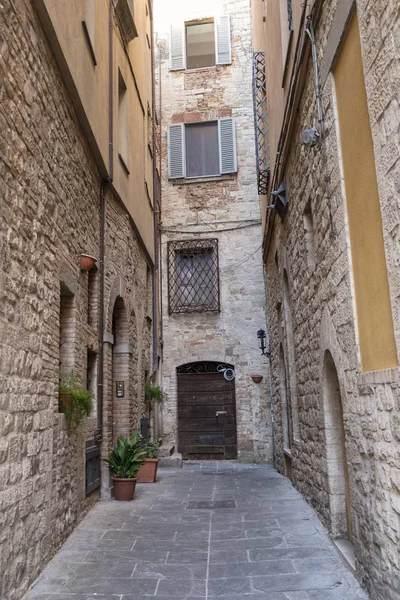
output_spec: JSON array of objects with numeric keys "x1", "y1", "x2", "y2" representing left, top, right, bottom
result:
[
  {"x1": 223, "y1": 242, "x2": 263, "y2": 271},
  {"x1": 160, "y1": 221, "x2": 262, "y2": 235}
]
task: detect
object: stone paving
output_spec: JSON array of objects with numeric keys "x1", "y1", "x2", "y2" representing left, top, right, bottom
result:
[{"x1": 24, "y1": 462, "x2": 368, "y2": 600}]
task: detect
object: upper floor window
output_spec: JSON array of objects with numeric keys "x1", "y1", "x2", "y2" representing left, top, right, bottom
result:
[
  {"x1": 280, "y1": 0, "x2": 293, "y2": 84},
  {"x1": 167, "y1": 118, "x2": 237, "y2": 179},
  {"x1": 82, "y1": 0, "x2": 97, "y2": 65},
  {"x1": 170, "y1": 16, "x2": 231, "y2": 71},
  {"x1": 168, "y1": 239, "x2": 220, "y2": 314},
  {"x1": 186, "y1": 21, "x2": 215, "y2": 69}
]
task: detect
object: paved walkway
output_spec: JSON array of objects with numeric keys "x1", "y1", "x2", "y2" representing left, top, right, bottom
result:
[{"x1": 25, "y1": 462, "x2": 368, "y2": 600}]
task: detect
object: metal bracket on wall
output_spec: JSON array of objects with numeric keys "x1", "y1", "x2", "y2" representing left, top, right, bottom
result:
[{"x1": 253, "y1": 52, "x2": 270, "y2": 196}]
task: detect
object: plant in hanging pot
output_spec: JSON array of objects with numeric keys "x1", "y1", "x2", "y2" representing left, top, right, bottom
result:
[
  {"x1": 105, "y1": 432, "x2": 146, "y2": 501},
  {"x1": 144, "y1": 384, "x2": 168, "y2": 406},
  {"x1": 59, "y1": 371, "x2": 93, "y2": 431},
  {"x1": 137, "y1": 440, "x2": 160, "y2": 483}
]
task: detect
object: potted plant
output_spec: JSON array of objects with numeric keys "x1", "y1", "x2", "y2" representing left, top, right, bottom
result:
[
  {"x1": 137, "y1": 440, "x2": 160, "y2": 483},
  {"x1": 104, "y1": 432, "x2": 146, "y2": 501},
  {"x1": 145, "y1": 384, "x2": 168, "y2": 406},
  {"x1": 59, "y1": 371, "x2": 93, "y2": 431}
]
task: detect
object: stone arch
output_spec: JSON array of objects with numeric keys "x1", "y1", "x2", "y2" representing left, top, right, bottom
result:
[
  {"x1": 279, "y1": 345, "x2": 291, "y2": 451},
  {"x1": 111, "y1": 296, "x2": 132, "y2": 444},
  {"x1": 282, "y1": 269, "x2": 299, "y2": 441},
  {"x1": 106, "y1": 275, "x2": 129, "y2": 334},
  {"x1": 322, "y1": 350, "x2": 353, "y2": 542}
]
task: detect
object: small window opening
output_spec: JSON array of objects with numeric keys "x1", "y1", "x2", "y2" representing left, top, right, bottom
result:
[
  {"x1": 186, "y1": 21, "x2": 215, "y2": 69},
  {"x1": 59, "y1": 282, "x2": 76, "y2": 385},
  {"x1": 303, "y1": 200, "x2": 316, "y2": 270},
  {"x1": 88, "y1": 267, "x2": 99, "y2": 328},
  {"x1": 87, "y1": 349, "x2": 97, "y2": 401},
  {"x1": 185, "y1": 121, "x2": 219, "y2": 178},
  {"x1": 118, "y1": 70, "x2": 128, "y2": 170}
]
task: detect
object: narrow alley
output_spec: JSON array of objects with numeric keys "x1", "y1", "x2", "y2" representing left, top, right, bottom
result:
[{"x1": 24, "y1": 463, "x2": 367, "y2": 600}]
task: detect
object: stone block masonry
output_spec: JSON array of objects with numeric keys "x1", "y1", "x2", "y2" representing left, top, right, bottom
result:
[
  {"x1": 155, "y1": 0, "x2": 272, "y2": 464},
  {"x1": 263, "y1": 1, "x2": 400, "y2": 599},
  {"x1": 0, "y1": 1, "x2": 152, "y2": 599}
]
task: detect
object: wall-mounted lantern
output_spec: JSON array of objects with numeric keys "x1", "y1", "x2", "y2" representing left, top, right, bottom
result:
[
  {"x1": 268, "y1": 180, "x2": 287, "y2": 222},
  {"x1": 257, "y1": 329, "x2": 269, "y2": 357}
]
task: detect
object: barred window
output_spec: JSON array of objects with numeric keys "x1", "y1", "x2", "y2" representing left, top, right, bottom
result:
[{"x1": 168, "y1": 239, "x2": 220, "y2": 314}]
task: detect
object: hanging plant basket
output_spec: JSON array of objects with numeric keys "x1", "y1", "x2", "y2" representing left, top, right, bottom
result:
[{"x1": 250, "y1": 374, "x2": 263, "y2": 384}]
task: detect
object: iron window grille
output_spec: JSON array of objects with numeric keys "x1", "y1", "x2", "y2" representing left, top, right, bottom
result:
[{"x1": 168, "y1": 239, "x2": 220, "y2": 314}]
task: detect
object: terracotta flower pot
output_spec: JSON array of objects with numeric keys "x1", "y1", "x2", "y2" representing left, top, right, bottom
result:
[
  {"x1": 250, "y1": 374, "x2": 263, "y2": 384},
  {"x1": 80, "y1": 253, "x2": 97, "y2": 271},
  {"x1": 137, "y1": 458, "x2": 160, "y2": 483},
  {"x1": 112, "y1": 477, "x2": 137, "y2": 501}
]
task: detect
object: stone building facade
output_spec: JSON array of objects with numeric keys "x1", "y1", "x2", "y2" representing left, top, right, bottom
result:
[
  {"x1": 0, "y1": 1, "x2": 158, "y2": 598},
  {"x1": 253, "y1": 0, "x2": 400, "y2": 598},
  {"x1": 154, "y1": 0, "x2": 272, "y2": 463}
]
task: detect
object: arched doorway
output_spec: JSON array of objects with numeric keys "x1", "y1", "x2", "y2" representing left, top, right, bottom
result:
[
  {"x1": 322, "y1": 351, "x2": 353, "y2": 542},
  {"x1": 177, "y1": 361, "x2": 237, "y2": 460},
  {"x1": 279, "y1": 345, "x2": 292, "y2": 479},
  {"x1": 112, "y1": 297, "x2": 130, "y2": 445}
]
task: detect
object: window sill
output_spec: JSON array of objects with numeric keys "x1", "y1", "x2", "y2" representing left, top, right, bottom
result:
[
  {"x1": 82, "y1": 21, "x2": 97, "y2": 67},
  {"x1": 172, "y1": 174, "x2": 235, "y2": 186},
  {"x1": 118, "y1": 153, "x2": 130, "y2": 176},
  {"x1": 185, "y1": 65, "x2": 218, "y2": 73},
  {"x1": 358, "y1": 366, "x2": 400, "y2": 385}
]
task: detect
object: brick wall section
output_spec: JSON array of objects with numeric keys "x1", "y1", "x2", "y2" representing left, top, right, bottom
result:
[
  {"x1": 155, "y1": 0, "x2": 272, "y2": 463},
  {"x1": 0, "y1": 2, "x2": 151, "y2": 598},
  {"x1": 264, "y1": 1, "x2": 400, "y2": 598}
]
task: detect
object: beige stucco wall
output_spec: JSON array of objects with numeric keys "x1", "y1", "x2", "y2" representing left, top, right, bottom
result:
[{"x1": 36, "y1": 0, "x2": 155, "y2": 259}]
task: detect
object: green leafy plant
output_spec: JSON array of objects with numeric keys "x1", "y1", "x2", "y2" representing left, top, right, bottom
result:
[
  {"x1": 145, "y1": 385, "x2": 168, "y2": 405},
  {"x1": 59, "y1": 371, "x2": 93, "y2": 431},
  {"x1": 104, "y1": 433, "x2": 146, "y2": 479},
  {"x1": 143, "y1": 441, "x2": 159, "y2": 459}
]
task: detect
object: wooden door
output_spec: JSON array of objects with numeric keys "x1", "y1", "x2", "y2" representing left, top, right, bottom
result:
[{"x1": 178, "y1": 372, "x2": 237, "y2": 460}]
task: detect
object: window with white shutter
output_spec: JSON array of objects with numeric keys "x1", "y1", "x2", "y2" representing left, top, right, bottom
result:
[
  {"x1": 170, "y1": 25, "x2": 185, "y2": 70},
  {"x1": 169, "y1": 16, "x2": 232, "y2": 71},
  {"x1": 168, "y1": 123, "x2": 185, "y2": 179},
  {"x1": 215, "y1": 16, "x2": 231, "y2": 65},
  {"x1": 168, "y1": 119, "x2": 237, "y2": 179},
  {"x1": 218, "y1": 118, "x2": 237, "y2": 174}
]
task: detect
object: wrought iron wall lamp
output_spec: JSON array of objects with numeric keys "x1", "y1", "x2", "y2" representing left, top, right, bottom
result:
[{"x1": 257, "y1": 329, "x2": 270, "y2": 357}]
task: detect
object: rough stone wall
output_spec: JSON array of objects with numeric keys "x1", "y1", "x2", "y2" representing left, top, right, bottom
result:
[
  {"x1": 264, "y1": 1, "x2": 400, "y2": 599},
  {"x1": 0, "y1": 1, "x2": 151, "y2": 598},
  {"x1": 155, "y1": 0, "x2": 272, "y2": 463}
]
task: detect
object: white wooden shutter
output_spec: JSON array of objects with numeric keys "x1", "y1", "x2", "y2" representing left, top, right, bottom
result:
[
  {"x1": 215, "y1": 15, "x2": 231, "y2": 65},
  {"x1": 168, "y1": 123, "x2": 185, "y2": 179},
  {"x1": 218, "y1": 118, "x2": 237, "y2": 174},
  {"x1": 169, "y1": 24, "x2": 185, "y2": 70}
]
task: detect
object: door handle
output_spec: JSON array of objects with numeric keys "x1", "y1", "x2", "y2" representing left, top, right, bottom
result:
[{"x1": 216, "y1": 411, "x2": 227, "y2": 416}]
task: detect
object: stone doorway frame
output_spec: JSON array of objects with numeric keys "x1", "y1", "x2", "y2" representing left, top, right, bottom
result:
[{"x1": 322, "y1": 350, "x2": 353, "y2": 542}]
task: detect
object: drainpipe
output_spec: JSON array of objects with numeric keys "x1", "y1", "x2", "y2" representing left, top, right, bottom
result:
[
  {"x1": 98, "y1": 182, "x2": 106, "y2": 437},
  {"x1": 150, "y1": 4, "x2": 159, "y2": 375},
  {"x1": 108, "y1": 0, "x2": 114, "y2": 182},
  {"x1": 97, "y1": 0, "x2": 114, "y2": 439},
  {"x1": 157, "y1": 38, "x2": 164, "y2": 365}
]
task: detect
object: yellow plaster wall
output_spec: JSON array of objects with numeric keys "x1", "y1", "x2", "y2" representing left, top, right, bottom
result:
[
  {"x1": 333, "y1": 13, "x2": 398, "y2": 372},
  {"x1": 40, "y1": 0, "x2": 154, "y2": 259}
]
